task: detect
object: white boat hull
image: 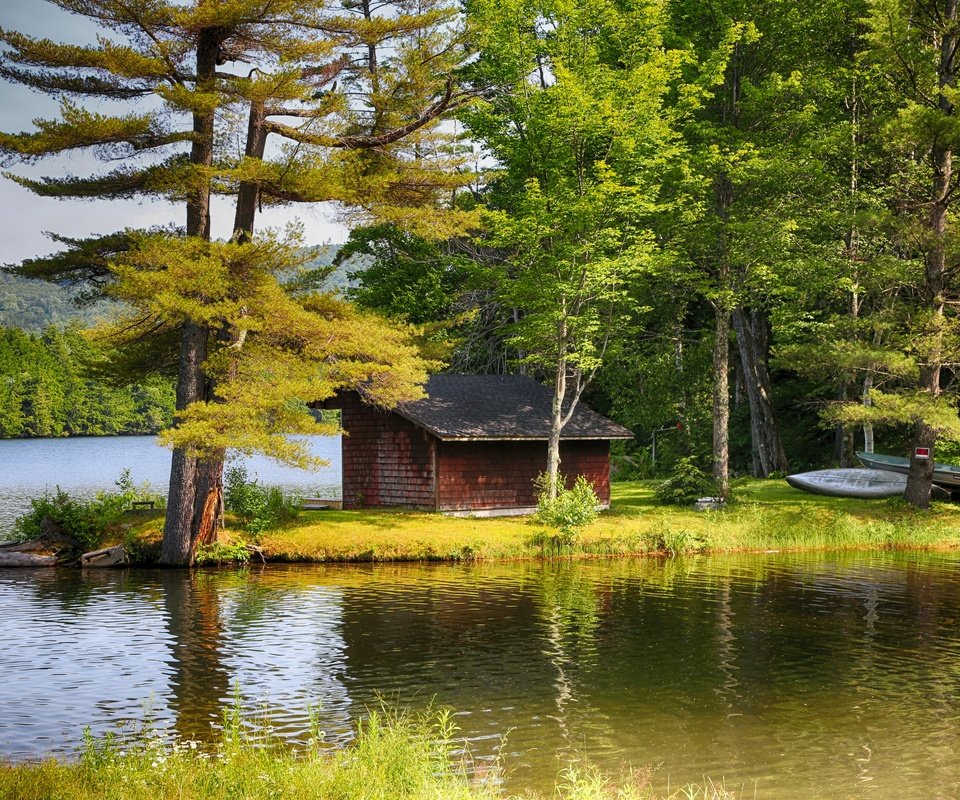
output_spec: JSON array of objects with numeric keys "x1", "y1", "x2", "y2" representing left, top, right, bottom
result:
[{"x1": 785, "y1": 468, "x2": 907, "y2": 498}]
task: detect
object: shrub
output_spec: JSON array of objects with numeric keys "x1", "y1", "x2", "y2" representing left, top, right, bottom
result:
[
  {"x1": 13, "y1": 470, "x2": 162, "y2": 552},
  {"x1": 225, "y1": 466, "x2": 301, "y2": 534},
  {"x1": 193, "y1": 540, "x2": 252, "y2": 565},
  {"x1": 655, "y1": 457, "x2": 716, "y2": 505},
  {"x1": 536, "y1": 475, "x2": 601, "y2": 545}
]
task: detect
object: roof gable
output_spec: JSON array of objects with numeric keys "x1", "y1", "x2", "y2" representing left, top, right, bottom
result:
[{"x1": 395, "y1": 374, "x2": 633, "y2": 441}]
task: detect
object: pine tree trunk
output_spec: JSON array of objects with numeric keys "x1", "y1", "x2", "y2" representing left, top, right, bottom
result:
[
  {"x1": 188, "y1": 100, "x2": 269, "y2": 549},
  {"x1": 161, "y1": 321, "x2": 209, "y2": 565},
  {"x1": 160, "y1": 27, "x2": 220, "y2": 565},
  {"x1": 712, "y1": 306, "x2": 730, "y2": 497},
  {"x1": 732, "y1": 307, "x2": 787, "y2": 477}
]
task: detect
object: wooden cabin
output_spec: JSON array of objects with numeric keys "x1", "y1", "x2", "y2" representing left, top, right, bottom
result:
[{"x1": 317, "y1": 374, "x2": 633, "y2": 517}]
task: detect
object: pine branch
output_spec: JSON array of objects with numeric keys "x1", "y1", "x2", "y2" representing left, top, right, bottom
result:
[
  {"x1": 5, "y1": 155, "x2": 191, "y2": 200},
  {"x1": 0, "y1": 104, "x2": 191, "y2": 164},
  {"x1": 0, "y1": 66, "x2": 153, "y2": 98},
  {"x1": 265, "y1": 79, "x2": 479, "y2": 149}
]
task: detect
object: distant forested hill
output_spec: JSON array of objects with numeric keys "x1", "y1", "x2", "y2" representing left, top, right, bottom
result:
[
  {"x1": 0, "y1": 272, "x2": 114, "y2": 333},
  {"x1": 2, "y1": 245, "x2": 344, "y2": 333},
  {"x1": 0, "y1": 245, "x2": 347, "y2": 438}
]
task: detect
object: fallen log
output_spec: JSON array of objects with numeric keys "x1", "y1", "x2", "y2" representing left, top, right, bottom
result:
[
  {"x1": 0, "y1": 539, "x2": 46, "y2": 553},
  {"x1": 0, "y1": 551, "x2": 57, "y2": 567},
  {"x1": 80, "y1": 545, "x2": 128, "y2": 568}
]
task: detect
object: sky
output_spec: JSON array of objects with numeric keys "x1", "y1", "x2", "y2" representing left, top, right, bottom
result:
[{"x1": 0, "y1": 0, "x2": 350, "y2": 265}]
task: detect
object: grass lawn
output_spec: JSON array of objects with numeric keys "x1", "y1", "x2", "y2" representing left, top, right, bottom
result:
[{"x1": 129, "y1": 478, "x2": 960, "y2": 563}]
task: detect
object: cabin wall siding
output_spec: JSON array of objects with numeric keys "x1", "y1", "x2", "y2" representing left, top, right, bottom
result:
[
  {"x1": 336, "y1": 393, "x2": 436, "y2": 509},
  {"x1": 436, "y1": 440, "x2": 610, "y2": 512}
]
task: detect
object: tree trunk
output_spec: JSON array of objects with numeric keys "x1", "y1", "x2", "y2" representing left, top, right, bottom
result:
[
  {"x1": 905, "y1": 0, "x2": 955, "y2": 508},
  {"x1": 161, "y1": 321, "x2": 209, "y2": 565},
  {"x1": 861, "y1": 371, "x2": 874, "y2": 453},
  {"x1": 546, "y1": 361, "x2": 566, "y2": 501},
  {"x1": 187, "y1": 100, "x2": 269, "y2": 550},
  {"x1": 905, "y1": 406, "x2": 937, "y2": 509},
  {"x1": 712, "y1": 306, "x2": 730, "y2": 497},
  {"x1": 160, "y1": 27, "x2": 220, "y2": 565},
  {"x1": 732, "y1": 307, "x2": 788, "y2": 477}
]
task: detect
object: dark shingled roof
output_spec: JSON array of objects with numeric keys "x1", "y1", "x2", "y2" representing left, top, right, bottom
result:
[{"x1": 395, "y1": 374, "x2": 634, "y2": 441}]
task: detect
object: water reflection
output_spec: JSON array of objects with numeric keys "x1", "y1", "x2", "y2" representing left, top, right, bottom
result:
[{"x1": 2, "y1": 553, "x2": 960, "y2": 799}]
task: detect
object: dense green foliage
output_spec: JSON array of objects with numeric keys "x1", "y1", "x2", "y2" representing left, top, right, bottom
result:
[
  {"x1": 340, "y1": 0, "x2": 960, "y2": 503},
  {"x1": 0, "y1": 325, "x2": 174, "y2": 438}
]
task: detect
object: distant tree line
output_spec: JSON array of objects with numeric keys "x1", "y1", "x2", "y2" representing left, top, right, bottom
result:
[
  {"x1": 0, "y1": 272, "x2": 114, "y2": 333},
  {"x1": 0, "y1": 326, "x2": 174, "y2": 438}
]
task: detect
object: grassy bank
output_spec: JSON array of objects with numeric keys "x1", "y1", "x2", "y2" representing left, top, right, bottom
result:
[
  {"x1": 125, "y1": 479, "x2": 960, "y2": 563},
  {"x1": 0, "y1": 710, "x2": 733, "y2": 800}
]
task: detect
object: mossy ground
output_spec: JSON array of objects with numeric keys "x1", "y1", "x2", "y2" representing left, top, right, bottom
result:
[{"x1": 126, "y1": 479, "x2": 960, "y2": 563}]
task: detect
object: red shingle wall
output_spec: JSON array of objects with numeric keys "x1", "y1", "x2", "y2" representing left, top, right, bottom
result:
[
  {"x1": 436, "y1": 440, "x2": 611, "y2": 512},
  {"x1": 334, "y1": 394, "x2": 437, "y2": 510}
]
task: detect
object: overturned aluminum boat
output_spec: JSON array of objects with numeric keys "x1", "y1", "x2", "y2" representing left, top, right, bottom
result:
[
  {"x1": 856, "y1": 451, "x2": 960, "y2": 488},
  {"x1": 785, "y1": 468, "x2": 907, "y2": 498}
]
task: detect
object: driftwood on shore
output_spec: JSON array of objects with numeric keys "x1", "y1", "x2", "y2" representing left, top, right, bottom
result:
[
  {"x1": 0, "y1": 543, "x2": 58, "y2": 567},
  {"x1": 80, "y1": 545, "x2": 127, "y2": 568}
]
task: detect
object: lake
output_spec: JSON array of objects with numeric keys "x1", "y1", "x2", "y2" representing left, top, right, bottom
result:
[
  {"x1": 2, "y1": 552, "x2": 960, "y2": 799},
  {"x1": 0, "y1": 435, "x2": 341, "y2": 536}
]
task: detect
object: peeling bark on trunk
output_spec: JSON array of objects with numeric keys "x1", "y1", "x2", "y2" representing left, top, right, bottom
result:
[{"x1": 732, "y1": 307, "x2": 788, "y2": 477}]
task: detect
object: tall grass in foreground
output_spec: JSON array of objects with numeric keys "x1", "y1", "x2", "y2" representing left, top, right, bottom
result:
[{"x1": 0, "y1": 706, "x2": 735, "y2": 800}]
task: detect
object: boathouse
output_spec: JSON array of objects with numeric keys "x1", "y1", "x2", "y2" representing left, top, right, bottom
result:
[{"x1": 317, "y1": 374, "x2": 633, "y2": 516}]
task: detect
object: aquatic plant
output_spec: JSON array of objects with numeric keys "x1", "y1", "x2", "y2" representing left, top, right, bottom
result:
[{"x1": 0, "y1": 703, "x2": 737, "y2": 800}]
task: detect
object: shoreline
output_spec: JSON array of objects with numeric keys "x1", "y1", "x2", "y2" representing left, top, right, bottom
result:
[{"x1": 115, "y1": 479, "x2": 960, "y2": 566}]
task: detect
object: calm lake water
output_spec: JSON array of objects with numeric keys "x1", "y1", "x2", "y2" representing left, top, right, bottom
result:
[
  {"x1": 2, "y1": 553, "x2": 960, "y2": 799},
  {"x1": 0, "y1": 435, "x2": 341, "y2": 536}
]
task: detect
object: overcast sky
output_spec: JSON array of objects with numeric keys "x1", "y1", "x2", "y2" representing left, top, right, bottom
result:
[{"x1": 0, "y1": 1, "x2": 349, "y2": 265}]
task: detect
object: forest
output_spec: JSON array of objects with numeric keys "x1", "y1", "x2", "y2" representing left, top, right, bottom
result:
[
  {"x1": 0, "y1": 325, "x2": 174, "y2": 438},
  {"x1": 1, "y1": 0, "x2": 959, "y2": 563}
]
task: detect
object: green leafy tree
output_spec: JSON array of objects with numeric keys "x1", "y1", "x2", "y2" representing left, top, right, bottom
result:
[
  {"x1": 856, "y1": 0, "x2": 960, "y2": 507},
  {"x1": 465, "y1": 0, "x2": 680, "y2": 498}
]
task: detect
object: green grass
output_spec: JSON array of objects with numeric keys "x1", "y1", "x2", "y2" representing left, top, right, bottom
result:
[
  {"x1": 126, "y1": 479, "x2": 960, "y2": 563},
  {"x1": 0, "y1": 708, "x2": 735, "y2": 800}
]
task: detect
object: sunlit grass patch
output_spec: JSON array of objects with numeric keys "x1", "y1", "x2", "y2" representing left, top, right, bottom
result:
[{"x1": 125, "y1": 479, "x2": 960, "y2": 564}]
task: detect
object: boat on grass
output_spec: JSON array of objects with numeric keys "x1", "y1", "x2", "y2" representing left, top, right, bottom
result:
[
  {"x1": 785, "y1": 468, "x2": 907, "y2": 498},
  {"x1": 856, "y1": 451, "x2": 960, "y2": 488}
]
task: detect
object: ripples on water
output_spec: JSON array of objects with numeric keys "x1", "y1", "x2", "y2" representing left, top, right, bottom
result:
[
  {"x1": 2, "y1": 553, "x2": 960, "y2": 799},
  {"x1": 0, "y1": 436, "x2": 342, "y2": 535}
]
